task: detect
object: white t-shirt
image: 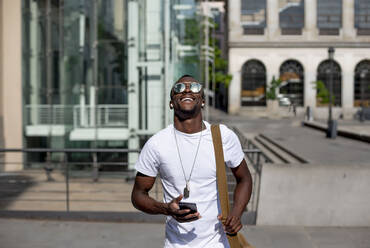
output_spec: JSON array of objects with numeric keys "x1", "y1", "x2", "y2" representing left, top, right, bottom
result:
[{"x1": 135, "y1": 121, "x2": 245, "y2": 248}]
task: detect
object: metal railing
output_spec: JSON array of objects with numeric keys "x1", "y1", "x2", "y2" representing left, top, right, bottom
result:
[
  {"x1": 25, "y1": 104, "x2": 129, "y2": 128},
  {"x1": 26, "y1": 105, "x2": 73, "y2": 125},
  {"x1": 0, "y1": 148, "x2": 262, "y2": 217},
  {"x1": 73, "y1": 105, "x2": 129, "y2": 128},
  {"x1": 0, "y1": 148, "x2": 139, "y2": 212},
  {"x1": 242, "y1": 148, "x2": 262, "y2": 217}
]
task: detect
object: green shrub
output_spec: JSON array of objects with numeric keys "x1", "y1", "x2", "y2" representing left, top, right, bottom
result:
[{"x1": 266, "y1": 76, "x2": 282, "y2": 100}]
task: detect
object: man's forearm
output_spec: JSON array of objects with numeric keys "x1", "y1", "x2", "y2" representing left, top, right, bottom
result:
[
  {"x1": 231, "y1": 177, "x2": 252, "y2": 217},
  {"x1": 131, "y1": 190, "x2": 169, "y2": 215}
]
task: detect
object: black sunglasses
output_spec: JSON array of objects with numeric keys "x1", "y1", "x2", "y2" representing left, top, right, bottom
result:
[{"x1": 172, "y1": 82, "x2": 202, "y2": 94}]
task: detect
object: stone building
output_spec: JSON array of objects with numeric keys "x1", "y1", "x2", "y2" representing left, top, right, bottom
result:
[{"x1": 228, "y1": 0, "x2": 370, "y2": 119}]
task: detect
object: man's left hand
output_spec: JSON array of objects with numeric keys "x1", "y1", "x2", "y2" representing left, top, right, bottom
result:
[{"x1": 218, "y1": 213, "x2": 242, "y2": 235}]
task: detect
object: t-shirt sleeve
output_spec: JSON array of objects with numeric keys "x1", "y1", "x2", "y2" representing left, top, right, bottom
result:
[
  {"x1": 220, "y1": 125, "x2": 245, "y2": 168},
  {"x1": 135, "y1": 138, "x2": 160, "y2": 177}
]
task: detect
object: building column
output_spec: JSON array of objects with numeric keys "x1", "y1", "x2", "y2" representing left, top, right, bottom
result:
[
  {"x1": 1, "y1": 0, "x2": 23, "y2": 171},
  {"x1": 341, "y1": 53, "x2": 355, "y2": 119},
  {"x1": 267, "y1": 0, "x2": 280, "y2": 39},
  {"x1": 342, "y1": 0, "x2": 356, "y2": 39},
  {"x1": 265, "y1": 53, "x2": 279, "y2": 90},
  {"x1": 228, "y1": 55, "x2": 241, "y2": 114},
  {"x1": 228, "y1": 0, "x2": 243, "y2": 39},
  {"x1": 127, "y1": 1, "x2": 139, "y2": 170},
  {"x1": 304, "y1": 0, "x2": 317, "y2": 40},
  {"x1": 304, "y1": 60, "x2": 317, "y2": 108},
  {"x1": 145, "y1": 0, "x2": 163, "y2": 132}
]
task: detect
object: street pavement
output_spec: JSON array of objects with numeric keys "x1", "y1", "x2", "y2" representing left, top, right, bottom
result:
[
  {"x1": 1, "y1": 219, "x2": 370, "y2": 248},
  {"x1": 209, "y1": 107, "x2": 370, "y2": 165}
]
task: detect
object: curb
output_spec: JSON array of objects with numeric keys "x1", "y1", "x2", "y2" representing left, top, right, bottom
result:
[
  {"x1": 0, "y1": 210, "x2": 256, "y2": 225},
  {"x1": 302, "y1": 121, "x2": 370, "y2": 144},
  {"x1": 0, "y1": 211, "x2": 166, "y2": 223}
]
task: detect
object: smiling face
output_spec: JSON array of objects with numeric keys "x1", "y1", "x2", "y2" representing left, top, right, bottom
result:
[{"x1": 170, "y1": 76, "x2": 204, "y2": 120}]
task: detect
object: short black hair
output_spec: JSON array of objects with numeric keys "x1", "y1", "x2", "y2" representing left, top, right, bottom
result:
[
  {"x1": 176, "y1": 74, "x2": 194, "y2": 83},
  {"x1": 170, "y1": 74, "x2": 204, "y2": 100}
]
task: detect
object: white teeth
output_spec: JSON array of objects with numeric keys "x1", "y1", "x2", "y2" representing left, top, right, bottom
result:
[{"x1": 181, "y1": 98, "x2": 193, "y2": 102}]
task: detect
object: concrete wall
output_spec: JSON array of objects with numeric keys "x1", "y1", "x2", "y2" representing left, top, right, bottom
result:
[
  {"x1": 257, "y1": 163, "x2": 370, "y2": 226},
  {"x1": 0, "y1": 0, "x2": 23, "y2": 171}
]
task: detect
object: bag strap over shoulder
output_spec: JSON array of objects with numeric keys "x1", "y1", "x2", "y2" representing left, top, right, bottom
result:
[
  {"x1": 211, "y1": 124, "x2": 241, "y2": 248},
  {"x1": 211, "y1": 124, "x2": 254, "y2": 248},
  {"x1": 211, "y1": 124, "x2": 230, "y2": 219}
]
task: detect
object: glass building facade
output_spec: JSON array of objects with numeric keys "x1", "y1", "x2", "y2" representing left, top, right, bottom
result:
[{"x1": 21, "y1": 0, "x2": 203, "y2": 169}]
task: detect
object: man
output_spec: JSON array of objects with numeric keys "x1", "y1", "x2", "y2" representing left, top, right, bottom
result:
[{"x1": 131, "y1": 75, "x2": 252, "y2": 247}]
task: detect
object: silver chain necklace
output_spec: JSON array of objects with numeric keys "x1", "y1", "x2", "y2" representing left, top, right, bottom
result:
[{"x1": 173, "y1": 122, "x2": 203, "y2": 199}]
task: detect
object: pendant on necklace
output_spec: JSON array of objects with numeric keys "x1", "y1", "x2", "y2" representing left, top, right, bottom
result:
[{"x1": 183, "y1": 182, "x2": 190, "y2": 198}]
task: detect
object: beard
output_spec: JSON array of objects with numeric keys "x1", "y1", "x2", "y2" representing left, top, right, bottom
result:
[{"x1": 174, "y1": 103, "x2": 201, "y2": 120}]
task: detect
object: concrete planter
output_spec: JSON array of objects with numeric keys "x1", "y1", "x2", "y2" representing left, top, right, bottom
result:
[{"x1": 267, "y1": 100, "x2": 279, "y2": 114}]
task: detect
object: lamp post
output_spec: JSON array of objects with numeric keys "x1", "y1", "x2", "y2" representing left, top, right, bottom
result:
[{"x1": 327, "y1": 47, "x2": 337, "y2": 138}]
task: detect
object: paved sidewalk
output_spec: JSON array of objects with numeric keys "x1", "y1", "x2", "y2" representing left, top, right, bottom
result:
[
  {"x1": 209, "y1": 108, "x2": 370, "y2": 165},
  {"x1": 1, "y1": 219, "x2": 369, "y2": 248}
]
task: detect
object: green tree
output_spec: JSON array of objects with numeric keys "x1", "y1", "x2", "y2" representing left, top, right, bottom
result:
[
  {"x1": 208, "y1": 21, "x2": 232, "y2": 91},
  {"x1": 266, "y1": 76, "x2": 282, "y2": 100},
  {"x1": 181, "y1": 17, "x2": 201, "y2": 78},
  {"x1": 312, "y1": 80, "x2": 334, "y2": 104},
  {"x1": 184, "y1": 18, "x2": 200, "y2": 46}
]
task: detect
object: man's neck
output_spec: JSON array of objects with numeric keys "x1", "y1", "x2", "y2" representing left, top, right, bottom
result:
[{"x1": 173, "y1": 114, "x2": 205, "y2": 134}]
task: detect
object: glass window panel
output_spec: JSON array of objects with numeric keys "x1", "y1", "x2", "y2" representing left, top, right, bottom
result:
[
  {"x1": 354, "y1": 60, "x2": 370, "y2": 107},
  {"x1": 317, "y1": 0, "x2": 342, "y2": 29},
  {"x1": 279, "y1": 60, "x2": 304, "y2": 106},
  {"x1": 241, "y1": 60, "x2": 266, "y2": 106},
  {"x1": 170, "y1": 0, "x2": 202, "y2": 80},
  {"x1": 22, "y1": 0, "x2": 131, "y2": 166},
  {"x1": 97, "y1": 0, "x2": 126, "y2": 41},
  {"x1": 279, "y1": 0, "x2": 305, "y2": 30},
  {"x1": 316, "y1": 60, "x2": 342, "y2": 106},
  {"x1": 62, "y1": 4, "x2": 81, "y2": 55},
  {"x1": 241, "y1": 0, "x2": 266, "y2": 30},
  {"x1": 97, "y1": 42, "x2": 127, "y2": 104},
  {"x1": 171, "y1": 2, "x2": 199, "y2": 45},
  {"x1": 22, "y1": 1, "x2": 31, "y2": 106},
  {"x1": 355, "y1": 0, "x2": 370, "y2": 35},
  {"x1": 211, "y1": 8, "x2": 222, "y2": 32}
]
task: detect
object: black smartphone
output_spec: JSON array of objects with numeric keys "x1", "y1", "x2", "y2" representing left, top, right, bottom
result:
[{"x1": 178, "y1": 202, "x2": 197, "y2": 216}]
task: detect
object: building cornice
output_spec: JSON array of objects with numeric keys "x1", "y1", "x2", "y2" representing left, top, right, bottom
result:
[{"x1": 229, "y1": 41, "x2": 370, "y2": 49}]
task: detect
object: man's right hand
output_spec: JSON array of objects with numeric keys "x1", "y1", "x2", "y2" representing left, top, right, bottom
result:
[{"x1": 167, "y1": 194, "x2": 201, "y2": 223}]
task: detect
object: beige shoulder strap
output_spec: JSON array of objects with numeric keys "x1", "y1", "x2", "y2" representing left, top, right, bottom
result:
[
  {"x1": 211, "y1": 124, "x2": 254, "y2": 248},
  {"x1": 211, "y1": 124, "x2": 241, "y2": 248},
  {"x1": 211, "y1": 124, "x2": 230, "y2": 219}
]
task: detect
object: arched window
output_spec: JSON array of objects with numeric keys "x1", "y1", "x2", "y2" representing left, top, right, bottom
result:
[
  {"x1": 317, "y1": 60, "x2": 342, "y2": 106},
  {"x1": 279, "y1": 60, "x2": 304, "y2": 106},
  {"x1": 241, "y1": 60, "x2": 266, "y2": 106},
  {"x1": 354, "y1": 60, "x2": 370, "y2": 107}
]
